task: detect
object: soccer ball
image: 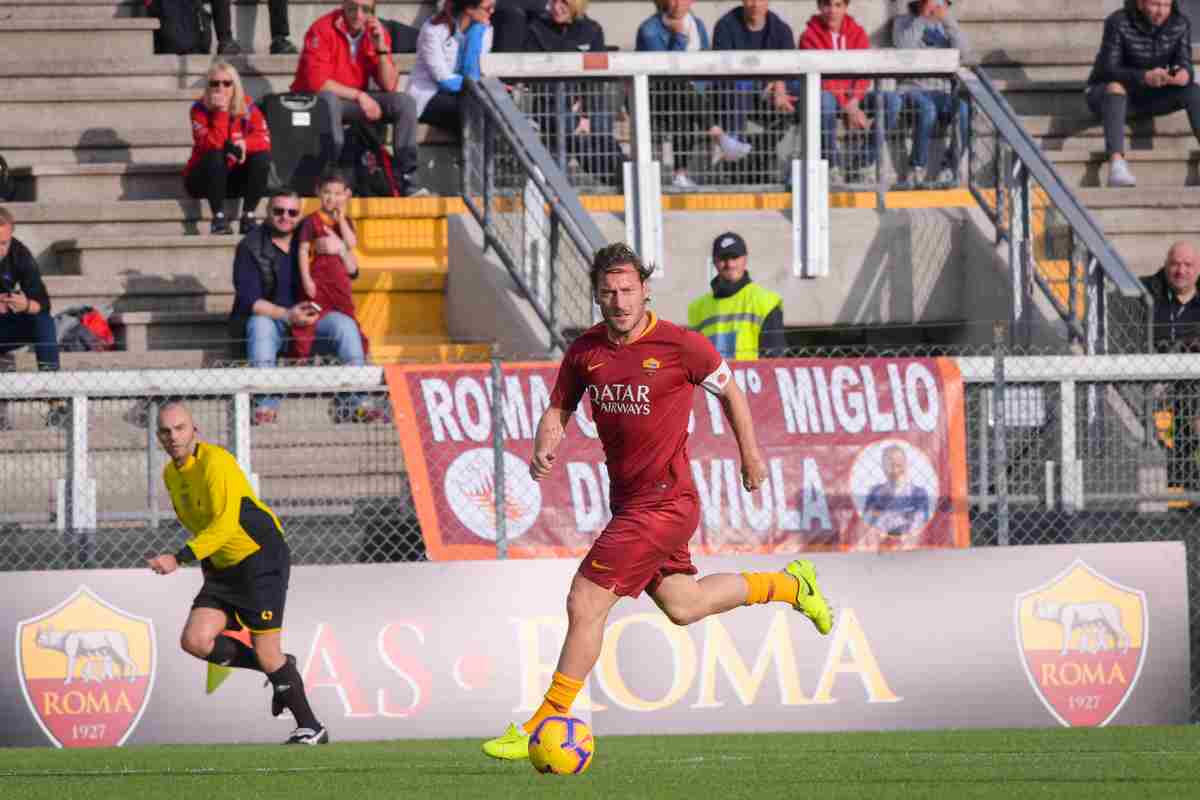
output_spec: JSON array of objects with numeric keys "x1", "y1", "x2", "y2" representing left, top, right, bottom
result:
[{"x1": 528, "y1": 716, "x2": 594, "y2": 775}]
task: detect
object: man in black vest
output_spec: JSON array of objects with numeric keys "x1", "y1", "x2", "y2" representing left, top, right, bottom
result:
[{"x1": 230, "y1": 189, "x2": 319, "y2": 425}]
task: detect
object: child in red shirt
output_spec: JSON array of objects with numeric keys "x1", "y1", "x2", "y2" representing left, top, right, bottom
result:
[{"x1": 291, "y1": 171, "x2": 369, "y2": 360}]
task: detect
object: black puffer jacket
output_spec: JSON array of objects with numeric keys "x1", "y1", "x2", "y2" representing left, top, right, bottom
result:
[
  {"x1": 1142, "y1": 267, "x2": 1200, "y2": 353},
  {"x1": 1088, "y1": 0, "x2": 1193, "y2": 87}
]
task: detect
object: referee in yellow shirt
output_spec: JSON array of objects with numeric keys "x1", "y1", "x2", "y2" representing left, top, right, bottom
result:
[{"x1": 146, "y1": 401, "x2": 327, "y2": 745}]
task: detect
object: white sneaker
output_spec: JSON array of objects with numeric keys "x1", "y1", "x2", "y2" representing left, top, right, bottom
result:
[
  {"x1": 671, "y1": 171, "x2": 699, "y2": 189},
  {"x1": 1107, "y1": 158, "x2": 1137, "y2": 188},
  {"x1": 716, "y1": 134, "x2": 752, "y2": 162}
]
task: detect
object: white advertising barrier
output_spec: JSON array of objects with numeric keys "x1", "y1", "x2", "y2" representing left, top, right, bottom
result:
[{"x1": 0, "y1": 541, "x2": 1187, "y2": 747}]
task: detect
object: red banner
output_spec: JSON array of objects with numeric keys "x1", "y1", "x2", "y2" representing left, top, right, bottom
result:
[{"x1": 385, "y1": 358, "x2": 969, "y2": 561}]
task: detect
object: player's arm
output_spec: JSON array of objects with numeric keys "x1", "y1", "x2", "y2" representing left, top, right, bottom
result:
[
  {"x1": 716, "y1": 371, "x2": 767, "y2": 492},
  {"x1": 536, "y1": 349, "x2": 586, "y2": 480},
  {"x1": 531, "y1": 406, "x2": 572, "y2": 481}
]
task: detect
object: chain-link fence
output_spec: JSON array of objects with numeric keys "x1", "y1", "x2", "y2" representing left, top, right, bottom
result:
[{"x1": 1, "y1": 338, "x2": 1199, "y2": 713}]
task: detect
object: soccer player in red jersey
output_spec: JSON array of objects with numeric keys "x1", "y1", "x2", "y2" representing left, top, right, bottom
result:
[{"x1": 482, "y1": 243, "x2": 833, "y2": 760}]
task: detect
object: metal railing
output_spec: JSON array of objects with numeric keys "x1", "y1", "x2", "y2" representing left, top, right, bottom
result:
[
  {"x1": 2, "y1": 345, "x2": 1200, "y2": 713},
  {"x1": 461, "y1": 77, "x2": 607, "y2": 352}
]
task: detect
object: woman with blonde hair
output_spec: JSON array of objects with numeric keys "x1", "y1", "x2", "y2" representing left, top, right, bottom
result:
[{"x1": 183, "y1": 61, "x2": 272, "y2": 235}]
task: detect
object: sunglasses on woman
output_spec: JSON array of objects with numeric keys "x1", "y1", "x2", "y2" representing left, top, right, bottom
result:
[
  {"x1": 271, "y1": 207, "x2": 301, "y2": 218},
  {"x1": 208, "y1": 79, "x2": 234, "y2": 88}
]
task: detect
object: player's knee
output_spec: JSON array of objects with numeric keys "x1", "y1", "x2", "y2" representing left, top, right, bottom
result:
[
  {"x1": 661, "y1": 603, "x2": 701, "y2": 627},
  {"x1": 180, "y1": 629, "x2": 214, "y2": 659},
  {"x1": 1105, "y1": 82, "x2": 1126, "y2": 96}
]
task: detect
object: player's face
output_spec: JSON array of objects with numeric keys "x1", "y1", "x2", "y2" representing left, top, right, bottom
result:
[
  {"x1": 665, "y1": 0, "x2": 693, "y2": 19},
  {"x1": 1138, "y1": 0, "x2": 1171, "y2": 27},
  {"x1": 884, "y1": 449, "x2": 907, "y2": 482},
  {"x1": 156, "y1": 406, "x2": 197, "y2": 463},
  {"x1": 742, "y1": 0, "x2": 768, "y2": 27},
  {"x1": 268, "y1": 197, "x2": 302, "y2": 234},
  {"x1": 1165, "y1": 244, "x2": 1199, "y2": 296},
  {"x1": 595, "y1": 265, "x2": 650, "y2": 340},
  {"x1": 715, "y1": 253, "x2": 748, "y2": 284},
  {"x1": 342, "y1": 0, "x2": 374, "y2": 33},
  {"x1": 319, "y1": 181, "x2": 347, "y2": 214},
  {"x1": 818, "y1": 0, "x2": 847, "y2": 30},
  {"x1": 0, "y1": 222, "x2": 12, "y2": 261}
]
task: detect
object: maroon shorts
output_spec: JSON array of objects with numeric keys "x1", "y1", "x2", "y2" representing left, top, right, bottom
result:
[{"x1": 577, "y1": 492, "x2": 700, "y2": 598}]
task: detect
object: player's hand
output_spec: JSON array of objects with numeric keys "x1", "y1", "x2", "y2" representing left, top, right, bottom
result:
[
  {"x1": 1, "y1": 290, "x2": 29, "y2": 313},
  {"x1": 741, "y1": 453, "x2": 768, "y2": 493},
  {"x1": 367, "y1": 16, "x2": 387, "y2": 49},
  {"x1": 772, "y1": 89, "x2": 797, "y2": 114},
  {"x1": 1172, "y1": 68, "x2": 1191, "y2": 87},
  {"x1": 357, "y1": 91, "x2": 382, "y2": 122},
  {"x1": 287, "y1": 302, "x2": 319, "y2": 327},
  {"x1": 530, "y1": 450, "x2": 556, "y2": 481},
  {"x1": 147, "y1": 554, "x2": 178, "y2": 575},
  {"x1": 1145, "y1": 68, "x2": 1170, "y2": 88},
  {"x1": 231, "y1": 140, "x2": 247, "y2": 164},
  {"x1": 847, "y1": 106, "x2": 870, "y2": 130}
]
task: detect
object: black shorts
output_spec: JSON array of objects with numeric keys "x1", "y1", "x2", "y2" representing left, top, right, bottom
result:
[{"x1": 192, "y1": 545, "x2": 290, "y2": 633}]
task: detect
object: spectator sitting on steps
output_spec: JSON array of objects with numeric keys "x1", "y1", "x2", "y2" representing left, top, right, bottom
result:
[
  {"x1": 184, "y1": 61, "x2": 272, "y2": 235},
  {"x1": 0, "y1": 206, "x2": 63, "y2": 430},
  {"x1": 407, "y1": 0, "x2": 496, "y2": 135},
  {"x1": 1143, "y1": 241, "x2": 1200, "y2": 492},
  {"x1": 292, "y1": 0, "x2": 428, "y2": 196},
  {"x1": 1086, "y1": 0, "x2": 1199, "y2": 188},
  {"x1": 229, "y1": 189, "x2": 319, "y2": 426},
  {"x1": 891, "y1": 0, "x2": 970, "y2": 189},
  {"x1": 211, "y1": 0, "x2": 298, "y2": 54},
  {"x1": 636, "y1": 0, "x2": 753, "y2": 189}
]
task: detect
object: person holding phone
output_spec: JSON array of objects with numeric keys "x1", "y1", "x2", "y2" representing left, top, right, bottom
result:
[
  {"x1": 1085, "y1": 0, "x2": 1199, "y2": 187},
  {"x1": 184, "y1": 62, "x2": 272, "y2": 235},
  {"x1": 292, "y1": 0, "x2": 428, "y2": 196}
]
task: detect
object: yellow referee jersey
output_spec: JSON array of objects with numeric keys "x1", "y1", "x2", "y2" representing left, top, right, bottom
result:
[{"x1": 163, "y1": 441, "x2": 285, "y2": 570}]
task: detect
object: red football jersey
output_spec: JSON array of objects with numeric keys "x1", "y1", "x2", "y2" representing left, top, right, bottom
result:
[{"x1": 550, "y1": 312, "x2": 724, "y2": 509}]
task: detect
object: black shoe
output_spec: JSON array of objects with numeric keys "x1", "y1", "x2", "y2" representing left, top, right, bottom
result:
[
  {"x1": 211, "y1": 215, "x2": 233, "y2": 235},
  {"x1": 217, "y1": 39, "x2": 242, "y2": 56},
  {"x1": 270, "y1": 36, "x2": 298, "y2": 55},
  {"x1": 285, "y1": 725, "x2": 329, "y2": 745},
  {"x1": 239, "y1": 214, "x2": 257, "y2": 234},
  {"x1": 268, "y1": 653, "x2": 296, "y2": 718}
]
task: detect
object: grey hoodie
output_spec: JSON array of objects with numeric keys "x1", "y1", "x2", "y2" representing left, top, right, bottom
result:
[{"x1": 892, "y1": 10, "x2": 971, "y2": 93}]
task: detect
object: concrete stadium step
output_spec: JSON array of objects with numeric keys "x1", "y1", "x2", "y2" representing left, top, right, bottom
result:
[
  {"x1": 108, "y1": 309, "x2": 231, "y2": 351},
  {"x1": 0, "y1": 0, "x2": 140, "y2": 17},
  {"x1": 9, "y1": 163, "x2": 182, "y2": 202},
  {"x1": 1, "y1": 129, "x2": 192, "y2": 168},
  {"x1": 1047, "y1": 148, "x2": 1200, "y2": 188},
  {"x1": 989, "y1": 80, "x2": 1087, "y2": 117},
  {"x1": 42, "y1": 273, "x2": 233, "y2": 314},
  {"x1": 1025, "y1": 114, "x2": 1199, "y2": 153},
  {"x1": 0, "y1": 53, "x2": 415, "y2": 93},
  {"x1": 960, "y1": 0, "x2": 1119, "y2": 17},
  {"x1": 955, "y1": 13, "x2": 1105, "y2": 54},
  {"x1": 0, "y1": 18, "x2": 157, "y2": 60},
  {"x1": 3, "y1": 88, "x2": 213, "y2": 132},
  {"x1": 54, "y1": 234, "x2": 239, "y2": 276},
  {"x1": 5, "y1": 201, "x2": 213, "y2": 263},
  {"x1": 6, "y1": 348, "x2": 220, "y2": 372}
]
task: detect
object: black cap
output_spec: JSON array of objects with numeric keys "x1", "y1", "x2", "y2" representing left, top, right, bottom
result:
[{"x1": 712, "y1": 232, "x2": 747, "y2": 261}]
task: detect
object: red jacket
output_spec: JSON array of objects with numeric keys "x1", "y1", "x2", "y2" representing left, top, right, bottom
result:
[
  {"x1": 184, "y1": 97, "x2": 271, "y2": 177},
  {"x1": 291, "y1": 9, "x2": 393, "y2": 94},
  {"x1": 798, "y1": 13, "x2": 870, "y2": 108}
]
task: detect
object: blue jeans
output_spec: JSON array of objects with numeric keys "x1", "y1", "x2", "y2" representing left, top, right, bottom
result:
[
  {"x1": 820, "y1": 90, "x2": 902, "y2": 169},
  {"x1": 246, "y1": 312, "x2": 366, "y2": 412},
  {"x1": 906, "y1": 90, "x2": 969, "y2": 170},
  {"x1": 0, "y1": 310, "x2": 60, "y2": 370}
]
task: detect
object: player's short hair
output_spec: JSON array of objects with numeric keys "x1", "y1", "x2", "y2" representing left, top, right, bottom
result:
[
  {"x1": 0, "y1": 207, "x2": 14, "y2": 228},
  {"x1": 317, "y1": 168, "x2": 350, "y2": 191},
  {"x1": 268, "y1": 188, "x2": 300, "y2": 204},
  {"x1": 590, "y1": 243, "x2": 653, "y2": 288}
]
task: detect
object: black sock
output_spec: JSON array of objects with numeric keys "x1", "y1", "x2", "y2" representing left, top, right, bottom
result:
[
  {"x1": 268, "y1": 660, "x2": 320, "y2": 730},
  {"x1": 206, "y1": 635, "x2": 262, "y2": 671}
]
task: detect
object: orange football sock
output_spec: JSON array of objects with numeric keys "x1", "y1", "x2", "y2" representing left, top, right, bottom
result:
[
  {"x1": 522, "y1": 671, "x2": 584, "y2": 734},
  {"x1": 742, "y1": 572, "x2": 801, "y2": 606}
]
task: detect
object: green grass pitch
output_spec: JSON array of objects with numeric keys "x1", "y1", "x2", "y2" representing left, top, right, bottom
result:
[{"x1": 2, "y1": 726, "x2": 1199, "y2": 800}]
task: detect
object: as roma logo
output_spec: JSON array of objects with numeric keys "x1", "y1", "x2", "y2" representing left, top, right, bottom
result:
[
  {"x1": 1015, "y1": 560, "x2": 1146, "y2": 727},
  {"x1": 15, "y1": 586, "x2": 157, "y2": 748}
]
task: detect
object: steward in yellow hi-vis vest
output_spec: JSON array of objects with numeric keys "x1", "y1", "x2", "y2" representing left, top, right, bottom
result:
[
  {"x1": 145, "y1": 401, "x2": 329, "y2": 746},
  {"x1": 687, "y1": 231, "x2": 785, "y2": 361}
]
